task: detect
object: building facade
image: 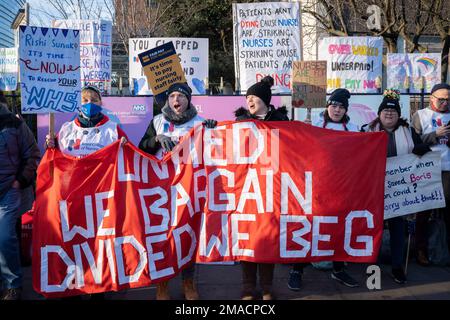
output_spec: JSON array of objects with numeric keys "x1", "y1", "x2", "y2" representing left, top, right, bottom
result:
[{"x1": 0, "y1": 0, "x2": 26, "y2": 47}]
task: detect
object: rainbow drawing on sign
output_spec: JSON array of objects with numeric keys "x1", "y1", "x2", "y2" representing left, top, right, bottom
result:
[{"x1": 416, "y1": 57, "x2": 437, "y2": 75}]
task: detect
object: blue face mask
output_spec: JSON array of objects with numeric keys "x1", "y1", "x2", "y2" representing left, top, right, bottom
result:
[{"x1": 80, "y1": 102, "x2": 102, "y2": 118}]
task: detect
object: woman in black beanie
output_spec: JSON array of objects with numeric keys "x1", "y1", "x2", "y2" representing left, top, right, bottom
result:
[
  {"x1": 361, "y1": 89, "x2": 431, "y2": 284},
  {"x1": 234, "y1": 76, "x2": 288, "y2": 300}
]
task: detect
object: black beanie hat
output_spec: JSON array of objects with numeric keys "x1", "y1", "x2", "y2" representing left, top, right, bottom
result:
[
  {"x1": 378, "y1": 89, "x2": 401, "y2": 116},
  {"x1": 167, "y1": 82, "x2": 192, "y2": 104},
  {"x1": 431, "y1": 83, "x2": 450, "y2": 95},
  {"x1": 327, "y1": 88, "x2": 351, "y2": 109},
  {"x1": 246, "y1": 76, "x2": 274, "y2": 106}
]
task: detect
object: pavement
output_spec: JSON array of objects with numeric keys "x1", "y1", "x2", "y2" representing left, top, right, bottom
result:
[{"x1": 21, "y1": 259, "x2": 450, "y2": 300}]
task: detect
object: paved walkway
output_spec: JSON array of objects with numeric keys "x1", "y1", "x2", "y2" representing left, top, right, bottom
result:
[{"x1": 22, "y1": 261, "x2": 450, "y2": 300}]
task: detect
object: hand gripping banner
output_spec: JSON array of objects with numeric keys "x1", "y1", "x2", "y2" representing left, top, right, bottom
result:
[{"x1": 32, "y1": 120, "x2": 387, "y2": 297}]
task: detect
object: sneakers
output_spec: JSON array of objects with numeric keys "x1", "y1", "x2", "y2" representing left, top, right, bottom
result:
[
  {"x1": 331, "y1": 270, "x2": 359, "y2": 287},
  {"x1": 287, "y1": 270, "x2": 302, "y2": 291},
  {"x1": 183, "y1": 279, "x2": 199, "y2": 300},
  {"x1": 156, "y1": 281, "x2": 171, "y2": 300},
  {"x1": 262, "y1": 291, "x2": 275, "y2": 300},
  {"x1": 392, "y1": 268, "x2": 407, "y2": 284},
  {"x1": 1, "y1": 287, "x2": 22, "y2": 300}
]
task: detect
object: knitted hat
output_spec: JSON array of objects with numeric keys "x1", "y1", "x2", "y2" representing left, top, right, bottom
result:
[
  {"x1": 246, "y1": 76, "x2": 274, "y2": 106},
  {"x1": 167, "y1": 82, "x2": 192, "y2": 104},
  {"x1": 378, "y1": 89, "x2": 401, "y2": 116},
  {"x1": 431, "y1": 83, "x2": 450, "y2": 95},
  {"x1": 327, "y1": 88, "x2": 351, "y2": 109}
]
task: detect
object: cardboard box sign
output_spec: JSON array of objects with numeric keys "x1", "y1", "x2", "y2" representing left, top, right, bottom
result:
[
  {"x1": 138, "y1": 41, "x2": 186, "y2": 95},
  {"x1": 291, "y1": 60, "x2": 327, "y2": 108}
]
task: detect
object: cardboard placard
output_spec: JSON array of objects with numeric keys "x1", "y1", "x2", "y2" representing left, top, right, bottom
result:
[
  {"x1": 292, "y1": 60, "x2": 327, "y2": 108},
  {"x1": 138, "y1": 42, "x2": 186, "y2": 96}
]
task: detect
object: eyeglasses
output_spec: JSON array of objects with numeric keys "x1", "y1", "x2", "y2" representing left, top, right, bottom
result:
[{"x1": 432, "y1": 95, "x2": 449, "y2": 104}]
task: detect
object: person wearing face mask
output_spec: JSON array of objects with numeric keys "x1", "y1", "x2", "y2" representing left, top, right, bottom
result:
[
  {"x1": 139, "y1": 82, "x2": 216, "y2": 300},
  {"x1": 233, "y1": 76, "x2": 288, "y2": 301},
  {"x1": 362, "y1": 89, "x2": 431, "y2": 284},
  {"x1": 288, "y1": 89, "x2": 360, "y2": 292},
  {"x1": 45, "y1": 86, "x2": 127, "y2": 157},
  {"x1": 411, "y1": 83, "x2": 450, "y2": 262}
]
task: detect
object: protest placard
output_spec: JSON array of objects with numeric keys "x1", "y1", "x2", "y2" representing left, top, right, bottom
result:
[
  {"x1": 0, "y1": 47, "x2": 18, "y2": 91},
  {"x1": 129, "y1": 38, "x2": 208, "y2": 95},
  {"x1": 318, "y1": 37, "x2": 383, "y2": 93},
  {"x1": 384, "y1": 152, "x2": 445, "y2": 220},
  {"x1": 53, "y1": 20, "x2": 112, "y2": 95},
  {"x1": 19, "y1": 26, "x2": 81, "y2": 113},
  {"x1": 387, "y1": 53, "x2": 441, "y2": 93},
  {"x1": 138, "y1": 41, "x2": 186, "y2": 96},
  {"x1": 291, "y1": 60, "x2": 327, "y2": 108},
  {"x1": 232, "y1": 1, "x2": 301, "y2": 93}
]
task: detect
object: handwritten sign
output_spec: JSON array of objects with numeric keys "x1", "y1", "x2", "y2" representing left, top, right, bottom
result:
[
  {"x1": 53, "y1": 20, "x2": 112, "y2": 95},
  {"x1": 232, "y1": 1, "x2": 301, "y2": 93},
  {"x1": 318, "y1": 37, "x2": 383, "y2": 93},
  {"x1": 387, "y1": 53, "x2": 441, "y2": 93},
  {"x1": 384, "y1": 152, "x2": 445, "y2": 220},
  {"x1": 0, "y1": 47, "x2": 18, "y2": 91},
  {"x1": 129, "y1": 38, "x2": 208, "y2": 95},
  {"x1": 19, "y1": 26, "x2": 81, "y2": 114},
  {"x1": 138, "y1": 41, "x2": 186, "y2": 96},
  {"x1": 291, "y1": 60, "x2": 327, "y2": 108}
]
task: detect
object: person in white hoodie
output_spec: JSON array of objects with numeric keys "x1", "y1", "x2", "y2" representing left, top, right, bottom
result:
[{"x1": 288, "y1": 88, "x2": 360, "y2": 292}]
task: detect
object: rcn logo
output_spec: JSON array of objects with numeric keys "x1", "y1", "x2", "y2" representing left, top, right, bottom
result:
[{"x1": 133, "y1": 104, "x2": 146, "y2": 112}]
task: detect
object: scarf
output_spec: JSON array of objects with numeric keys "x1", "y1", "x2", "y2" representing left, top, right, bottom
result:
[{"x1": 161, "y1": 102, "x2": 198, "y2": 125}]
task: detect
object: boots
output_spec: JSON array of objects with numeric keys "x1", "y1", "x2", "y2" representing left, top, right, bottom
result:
[
  {"x1": 183, "y1": 278, "x2": 199, "y2": 300},
  {"x1": 156, "y1": 280, "x2": 170, "y2": 300}
]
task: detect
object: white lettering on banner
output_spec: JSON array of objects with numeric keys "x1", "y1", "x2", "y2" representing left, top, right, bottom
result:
[
  {"x1": 173, "y1": 224, "x2": 197, "y2": 268},
  {"x1": 139, "y1": 187, "x2": 170, "y2": 234},
  {"x1": 60, "y1": 197, "x2": 95, "y2": 242},
  {"x1": 194, "y1": 169, "x2": 206, "y2": 213},
  {"x1": 344, "y1": 211, "x2": 374, "y2": 256},
  {"x1": 280, "y1": 215, "x2": 311, "y2": 258},
  {"x1": 146, "y1": 234, "x2": 175, "y2": 280},
  {"x1": 96, "y1": 191, "x2": 115, "y2": 236},
  {"x1": 204, "y1": 125, "x2": 227, "y2": 166},
  {"x1": 312, "y1": 216, "x2": 337, "y2": 256},
  {"x1": 265, "y1": 170, "x2": 274, "y2": 213},
  {"x1": 149, "y1": 159, "x2": 169, "y2": 180},
  {"x1": 171, "y1": 183, "x2": 195, "y2": 227},
  {"x1": 199, "y1": 213, "x2": 230, "y2": 257},
  {"x1": 208, "y1": 169, "x2": 236, "y2": 211},
  {"x1": 41, "y1": 246, "x2": 76, "y2": 293},
  {"x1": 231, "y1": 214, "x2": 256, "y2": 257},
  {"x1": 114, "y1": 236, "x2": 147, "y2": 285},
  {"x1": 281, "y1": 172, "x2": 312, "y2": 214},
  {"x1": 237, "y1": 168, "x2": 264, "y2": 213},
  {"x1": 233, "y1": 122, "x2": 265, "y2": 164},
  {"x1": 118, "y1": 147, "x2": 141, "y2": 182}
]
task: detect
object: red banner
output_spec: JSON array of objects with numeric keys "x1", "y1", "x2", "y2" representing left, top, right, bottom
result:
[{"x1": 32, "y1": 120, "x2": 387, "y2": 297}]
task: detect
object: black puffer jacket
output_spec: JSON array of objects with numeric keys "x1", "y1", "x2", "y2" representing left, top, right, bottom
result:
[
  {"x1": 234, "y1": 105, "x2": 289, "y2": 121},
  {"x1": 0, "y1": 104, "x2": 40, "y2": 199}
]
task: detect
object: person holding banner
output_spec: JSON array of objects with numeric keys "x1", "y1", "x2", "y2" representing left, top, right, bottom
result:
[
  {"x1": 45, "y1": 85, "x2": 127, "y2": 156},
  {"x1": 234, "y1": 76, "x2": 288, "y2": 300},
  {"x1": 362, "y1": 89, "x2": 431, "y2": 284},
  {"x1": 0, "y1": 91, "x2": 40, "y2": 300},
  {"x1": 288, "y1": 89, "x2": 360, "y2": 291},
  {"x1": 139, "y1": 82, "x2": 217, "y2": 300},
  {"x1": 411, "y1": 83, "x2": 450, "y2": 258}
]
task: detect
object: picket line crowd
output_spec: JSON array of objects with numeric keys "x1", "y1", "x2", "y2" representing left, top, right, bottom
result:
[{"x1": 0, "y1": 76, "x2": 449, "y2": 301}]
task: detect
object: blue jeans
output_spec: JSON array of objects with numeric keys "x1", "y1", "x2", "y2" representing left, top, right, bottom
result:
[
  {"x1": 0, "y1": 187, "x2": 22, "y2": 289},
  {"x1": 387, "y1": 217, "x2": 405, "y2": 269}
]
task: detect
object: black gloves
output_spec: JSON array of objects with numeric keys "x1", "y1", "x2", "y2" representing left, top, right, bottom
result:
[
  {"x1": 412, "y1": 144, "x2": 432, "y2": 156},
  {"x1": 203, "y1": 119, "x2": 218, "y2": 128},
  {"x1": 156, "y1": 135, "x2": 176, "y2": 152}
]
